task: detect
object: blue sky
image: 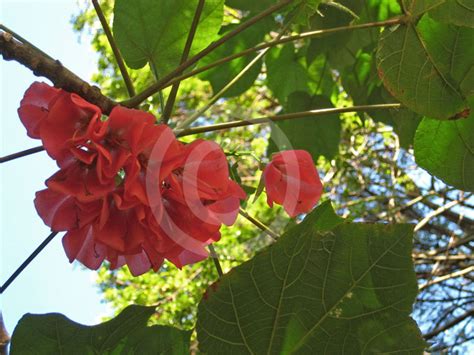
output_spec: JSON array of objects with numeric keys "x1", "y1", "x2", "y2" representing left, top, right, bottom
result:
[{"x1": 1, "y1": 0, "x2": 111, "y2": 334}]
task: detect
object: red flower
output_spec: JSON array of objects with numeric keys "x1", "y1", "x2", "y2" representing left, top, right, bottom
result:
[
  {"x1": 22, "y1": 82, "x2": 247, "y2": 276},
  {"x1": 18, "y1": 82, "x2": 104, "y2": 166},
  {"x1": 263, "y1": 150, "x2": 323, "y2": 217}
]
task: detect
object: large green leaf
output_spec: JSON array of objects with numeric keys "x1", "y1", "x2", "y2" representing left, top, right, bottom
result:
[
  {"x1": 401, "y1": 0, "x2": 445, "y2": 17},
  {"x1": 416, "y1": 15, "x2": 474, "y2": 98},
  {"x1": 10, "y1": 305, "x2": 191, "y2": 354},
  {"x1": 429, "y1": 0, "x2": 474, "y2": 27},
  {"x1": 414, "y1": 98, "x2": 474, "y2": 192},
  {"x1": 197, "y1": 202, "x2": 426, "y2": 354},
  {"x1": 266, "y1": 45, "x2": 310, "y2": 103},
  {"x1": 267, "y1": 92, "x2": 341, "y2": 160},
  {"x1": 113, "y1": 0, "x2": 224, "y2": 76},
  {"x1": 376, "y1": 16, "x2": 470, "y2": 119},
  {"x1": 198, "y1": 18, "x2": 273, "y2": 97}
]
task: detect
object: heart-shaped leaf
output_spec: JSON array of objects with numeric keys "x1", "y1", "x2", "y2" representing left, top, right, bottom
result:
[{"x1": 197, "y1": 202, "x2": 426, "y2": 354}]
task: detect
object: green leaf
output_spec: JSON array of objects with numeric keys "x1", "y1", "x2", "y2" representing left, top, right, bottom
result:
[
  {"x1": 376, "y1": 16, "x2": 469, "y2": 119},
  {"x1": 430, "y1": 0, "x2": 474, "y2": 28},
  {"x1": 414, "y1": 98, "x2": 474, "y2": 192},
  {"x1": 401, "y1": 0, "x2": 445, "y2": 17},
  {"x1": 198, "y1": 18, "x2": 273, "y2": 97},
  {"x1": 266, "y1": 45, "x2": 311, "y2": 103},
  {"x1": 197, "y1": 203, "x2": 426, "y2": 354},
  {"x1": 267, "y1": 92, "x2": 341, "y2": 160},
  {"x1": 10, "y1": 305, "x2": 190, "y2": 355},
  {"x1": 416, "y1": 15, "x2": 474, "y2": 99},
  {"x1": 113, "y1": 0, "x2": 224, "y2": 76}
]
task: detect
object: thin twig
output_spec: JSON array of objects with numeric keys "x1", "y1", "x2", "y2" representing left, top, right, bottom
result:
[
  {"x1": 121, "y1": 0, "x2": 293, "y2": 108},
  {"x1": 414, "y1": 198, "x2": 466, "y2": 232},
  {"x1": 419, "y1": 265, "x2": 474, "y2": 291},
  {"x1": 424, "y1": 307, "x2": 474, "y2": 340},
  {"x1": 208, "y1": 244, "x2": 223, "y2": 278},
  {"x1": 0, "y1": 145, "x2": 44, "y2": 163},
  {"x1": 144, "y1": 17, "x2": 404, "y2": 92},
  {"x1": 0, "y1": 231, "x2": 58, "y2": 294},
  {"x1": 239, "y1": 208, "x2": 279, "y2": 240},
  {"x1": 176, "y1": 103, "x2": 402, "y2": 137},
  {"x1": 91, "y1": 0, "x2": 135, "y2": 97},
  {"x1": 162, "y1": 0, "x2": 205, "y2": 124}
]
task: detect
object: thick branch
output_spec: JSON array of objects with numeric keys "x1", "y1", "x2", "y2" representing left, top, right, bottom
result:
[{"x1": 0, "y1": 30, "x2": 116, "y2": 114}]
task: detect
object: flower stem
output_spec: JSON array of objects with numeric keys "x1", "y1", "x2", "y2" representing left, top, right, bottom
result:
[
  {"x1": 0, "y1": 231, "x2": 58, "y2": 294},
  {"x1": 162, "y1": 0, "x2": 205, "y2": 124},
  {"x1": 176, "y1": 103, "x2": 402, "y2": 137},
  {"x1": 208, "y1": 244, "x2": 224, "y2": 278},
  {"x1": 91, "y1": 0, "x2": 135, "y2": 97},
  {"x1": 121, "y1": 0, "x2": 293, "y2": 108},
  {"x1": 239, "y1": 208, "x2": 279, "y2": 240}
]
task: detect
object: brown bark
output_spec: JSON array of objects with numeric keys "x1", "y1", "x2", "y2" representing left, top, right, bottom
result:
[
  {"x1": 0, "y1": 312, "x2": 9, "y2": 355},
  {"x1": 0, "y1": 31, "x2": 116, "y2": 114}
]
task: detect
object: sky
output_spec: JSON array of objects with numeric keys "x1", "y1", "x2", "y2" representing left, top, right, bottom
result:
[{"x1": 0, "y1": 0, "x2": 111, "y2": 335}]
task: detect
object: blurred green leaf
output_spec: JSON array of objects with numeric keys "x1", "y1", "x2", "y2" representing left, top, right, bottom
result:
[
  {"x1": 113, "y1": 0, "x2": 224, "y2": 76},
  {"x1": 197, "y1": 202, "x2": 425, "y2": 353},
  {"x1": 10, "y1": 305, "x2": 190, "y2": 355}
]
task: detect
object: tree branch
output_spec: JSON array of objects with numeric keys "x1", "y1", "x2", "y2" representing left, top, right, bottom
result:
[
  {"x1": 424, "y1": 307, "x2": 474, "y2": 340},
  {"x1": 0, "y1": 30, "x2": 116, "y2": 114},
  {"x1": 419, "y1": 265, "x2": 474, "y2": 291}
]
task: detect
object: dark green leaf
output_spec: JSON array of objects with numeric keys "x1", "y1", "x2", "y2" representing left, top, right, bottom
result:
[
  {"x1": 414, "y1": 98, "x2": 474, "y2": 192},
  {"x1": 376, "y1": 17, "x2": 469, "y2": 119},
  {"x1": 197, "y1": 202, "x2": 425, "y2": 354},
  {"x1": 268, "y1": 92, "x2": 341, "y2": 160},
  {"x1": 430, "y1": 0, "x2": 474, "y2": 28},
  {"x1": 10, "y1": 305, "x2": 190, "y2": 355},
  {"x1": 266, "y1": 45, "x2": 310, "y2": 103},
  {"x1": 390, "y1": 108, "x2": 423, "y2": 149},
  {"x1": 198, "y1": 18, "x2": 273, "y2": 97},
  {"x1": 401, "y1": 0, "x2": 445, "y2": 18},
  {"x1": 226, "y1": 0, "x2": 276, "y2": 13},
  {"x1": 113, "y1": 0, "x2": 224, "y2": 75}
]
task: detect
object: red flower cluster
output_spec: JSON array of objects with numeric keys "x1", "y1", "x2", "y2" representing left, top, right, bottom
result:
[{"x1": 18, "y1": 82, "x2": 245, "y2": 275}]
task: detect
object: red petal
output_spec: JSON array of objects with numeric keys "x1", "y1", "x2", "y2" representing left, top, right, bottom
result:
[
  {"x1": 17, "y1": 82, "x2": 62, "y2": 139},
  {"x1": 34, "y1": 189, "x2": 78, "y2": 231}
]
